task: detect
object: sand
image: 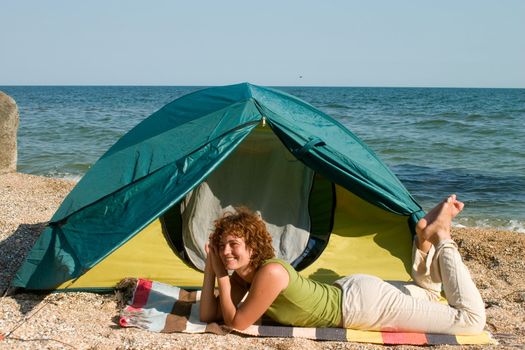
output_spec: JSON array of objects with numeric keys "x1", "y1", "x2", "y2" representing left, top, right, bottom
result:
[{"x1": 0, "y1": 172, "x2": 523, "y2": 349}]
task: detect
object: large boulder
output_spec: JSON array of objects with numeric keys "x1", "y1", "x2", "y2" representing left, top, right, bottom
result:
[{"x1": 0, "y1": 91, "x2": 19, "y2": 174}]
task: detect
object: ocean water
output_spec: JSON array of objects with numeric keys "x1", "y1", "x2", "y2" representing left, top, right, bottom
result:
[{"x1": 1, "y1": 86, "x2": 524, "y2": 232}]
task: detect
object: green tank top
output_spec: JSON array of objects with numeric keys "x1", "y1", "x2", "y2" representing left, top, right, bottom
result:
[{"x1": 262, "y1": 258, "x2": 342, "y2": 327}]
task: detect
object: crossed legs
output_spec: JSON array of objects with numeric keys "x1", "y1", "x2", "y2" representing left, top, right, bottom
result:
[{"x1": 338, "y1": 195, "x2": 486, "y2": 334}]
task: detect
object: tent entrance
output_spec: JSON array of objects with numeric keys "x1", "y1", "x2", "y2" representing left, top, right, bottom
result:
[{"x1": 161, "y1": 127, "x2": 335, "y2": 271}]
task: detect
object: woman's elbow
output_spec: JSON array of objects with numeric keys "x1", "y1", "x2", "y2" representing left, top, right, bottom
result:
[
  {"x1": 227, "y1": 318, "x2": 252, "y2": 331},
  {"x1": 199, "y1": 311, "x2": 216, "y2": 323}
]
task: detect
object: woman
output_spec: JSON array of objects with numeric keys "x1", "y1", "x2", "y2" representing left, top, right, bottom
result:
[{"x1": 199, "y1": 195, "x2": 486, "y2": 335}]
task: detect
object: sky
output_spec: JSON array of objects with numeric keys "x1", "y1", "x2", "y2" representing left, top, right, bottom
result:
[{"x1": 1, "y1": 0, "x2": 524, "y2": 88}]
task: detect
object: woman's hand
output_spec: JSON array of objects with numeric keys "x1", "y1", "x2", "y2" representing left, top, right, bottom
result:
[
  {"x1": 206, "y1": 240, "x2": 228, "y2": 278},
  {"x1": 200, "y1": 237, "x2": 226, "y2": 322}
]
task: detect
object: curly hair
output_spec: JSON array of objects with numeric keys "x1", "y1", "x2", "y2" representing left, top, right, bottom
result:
[{"x1": 210, "y1": 207, "x2": 275, "y2": 270}]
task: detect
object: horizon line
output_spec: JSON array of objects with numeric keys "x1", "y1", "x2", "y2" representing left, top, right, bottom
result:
[{"x1": 1, "y1": 83, "x2": 524, "y2": 89}]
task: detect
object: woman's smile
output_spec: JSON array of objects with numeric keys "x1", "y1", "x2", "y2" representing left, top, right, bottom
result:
[{"x1": 223, "y1": 256, "x2": 237, "y2": 265}]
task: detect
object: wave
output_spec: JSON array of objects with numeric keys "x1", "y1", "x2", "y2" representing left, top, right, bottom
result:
[
  {"x1": 321, "y1": 103, "x2": 350, "y2": 109},
  {"x1": 454, "y1": 218, "x2": 525, "y2": 234},
  {"x1": 59, "y1": 174, "x2": 83, "y2": 183},
  {"x1": 44, "y1": 172, "x2": 83, "y2": 183}
]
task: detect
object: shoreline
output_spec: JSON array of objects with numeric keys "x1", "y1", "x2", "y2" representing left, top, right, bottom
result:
[{"x1": 0, "y1": 172, "x2": 524, "y2": 349}]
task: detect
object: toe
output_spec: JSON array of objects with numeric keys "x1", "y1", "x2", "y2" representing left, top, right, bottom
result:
[{"x1": 416, "y1": 218, "x2": 428, "y2": 235}]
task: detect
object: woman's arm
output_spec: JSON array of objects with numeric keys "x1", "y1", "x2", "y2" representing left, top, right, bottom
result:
[
  {"x1": 200, "y1": 243, "x2": 248, "y2": 322},
  {"x1": 218, "y1": 263, "x2": 289, "y2": 330},
  {"x1": 199, "y1": 247, "x2": 220, "y2": 322}
]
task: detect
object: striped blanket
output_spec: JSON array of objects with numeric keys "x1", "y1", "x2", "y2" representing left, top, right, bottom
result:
[{"x1": 117, "y1": 278, "x2": 496, "y2": 345}]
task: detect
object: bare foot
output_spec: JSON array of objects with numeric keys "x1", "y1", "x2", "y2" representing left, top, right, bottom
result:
[{"x1": 416, "y1": 195, "x2": 464, "y2": 248}]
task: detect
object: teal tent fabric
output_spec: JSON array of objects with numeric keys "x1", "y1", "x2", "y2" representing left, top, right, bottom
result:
[{"x1": 12, "y1": 83, "x2": 424, "y2": 290}]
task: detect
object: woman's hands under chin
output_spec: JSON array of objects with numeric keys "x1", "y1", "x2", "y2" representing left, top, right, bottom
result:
[{"x1": 206, "y1": 241, "x2": 228, "y2": 278}]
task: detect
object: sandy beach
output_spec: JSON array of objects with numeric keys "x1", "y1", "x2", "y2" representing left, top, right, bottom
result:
[{"x1": 0, "y1": 172, "x2": 523, "y2": 349}]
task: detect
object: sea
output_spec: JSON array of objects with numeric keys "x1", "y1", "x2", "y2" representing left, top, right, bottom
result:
[{"x1": 1, "y1": 86, "x2": 524, "y2": 233}]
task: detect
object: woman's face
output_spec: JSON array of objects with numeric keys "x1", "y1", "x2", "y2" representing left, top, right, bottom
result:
[{"x1": 218, "y1": 234, "x2": 252, "y2": 271}]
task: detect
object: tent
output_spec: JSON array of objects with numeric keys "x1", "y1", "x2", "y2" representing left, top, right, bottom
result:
[{"x1": 11, "y1": 83, "x2": 425, "y2": 292}]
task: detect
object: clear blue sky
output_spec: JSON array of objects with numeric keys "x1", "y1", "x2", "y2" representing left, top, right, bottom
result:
[{"x1": 1, "y1": 0, "x2": 524, "y2": 87}]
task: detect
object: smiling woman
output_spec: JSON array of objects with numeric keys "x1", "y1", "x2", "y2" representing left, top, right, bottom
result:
[
  {"x1": 199, "y1": 207, "x2": 289, "y2": 329},
  {"x1": 199, "y1": 198, "x2": 487, "y2": 335}
]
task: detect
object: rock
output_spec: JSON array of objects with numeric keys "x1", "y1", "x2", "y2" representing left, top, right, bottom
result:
[
  {"x1": 489, "y1": 255, "x2": 500, "y2": 269},
  {"x1": 0, "y1": 91, "x2": 19, "y2": 174},
  {"x1": 517, "y1": 291, "x2": 525, "y2": 303}
]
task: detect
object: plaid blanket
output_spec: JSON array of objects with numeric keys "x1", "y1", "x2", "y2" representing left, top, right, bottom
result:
[{"x1": 117, "y1": 278, "x2": 496, "y2": 345}]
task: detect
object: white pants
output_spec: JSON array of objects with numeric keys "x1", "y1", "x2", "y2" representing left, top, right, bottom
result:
[{"x1": 334, "y1": 239, "x2": 486, "y2": 335}]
